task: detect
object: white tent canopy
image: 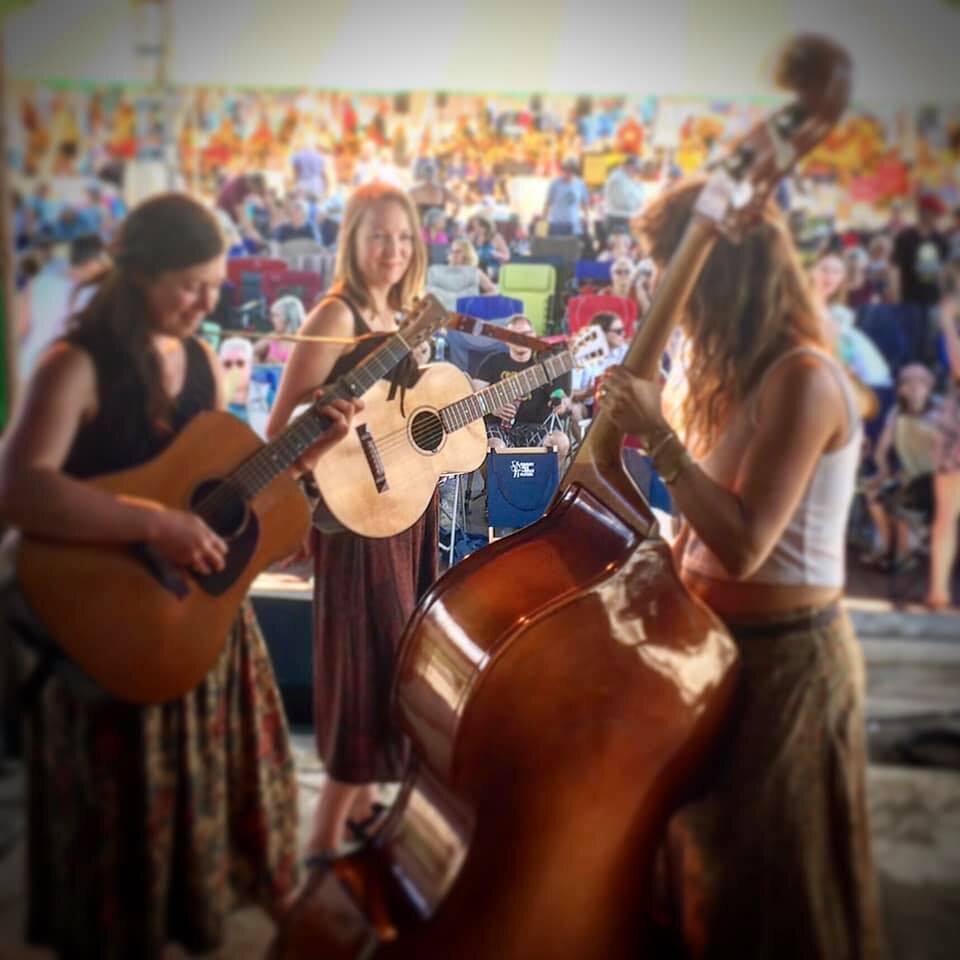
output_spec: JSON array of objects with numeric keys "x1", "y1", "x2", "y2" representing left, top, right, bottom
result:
[{"x1": 5, "y1": 0, "x2": 959, "y2": 103}]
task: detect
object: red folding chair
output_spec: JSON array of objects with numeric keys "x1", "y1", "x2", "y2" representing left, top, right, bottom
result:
[
  {"x1": 226, "y1": 256, "x2": 288, "y2": 303},
  {"x1": 262, "y1": 269, "x2": 326, "y2": 311},
  {"x1": 565, "y1": 294, "x2": 638, "y2": 339}
]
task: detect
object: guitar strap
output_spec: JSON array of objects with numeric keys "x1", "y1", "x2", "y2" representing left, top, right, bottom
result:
[{"x1": 446, "y1": 315, "x2": 556, "y2": 353}]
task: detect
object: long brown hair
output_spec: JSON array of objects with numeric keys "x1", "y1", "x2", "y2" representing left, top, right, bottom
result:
[
  {"x1": 68, "y1": 192, "x2": 224, "y2": 428},
  {"x1": 642, "y1": 178, "x2": 827, "y2": 454},
  {"x1": 333, "y1": 182, "x2": 426, "y2": 313}
]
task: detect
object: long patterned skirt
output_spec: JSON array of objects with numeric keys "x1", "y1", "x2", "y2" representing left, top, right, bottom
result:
[
  {"x1": 311, "y1": 498, "x2": 439, "y2": 784},
  {"x1": 20, "y1": 599, "x2": 298, "y2": 960},
  {"x1": 654, "y1": 604, "x2": 883, "y2": 960}
]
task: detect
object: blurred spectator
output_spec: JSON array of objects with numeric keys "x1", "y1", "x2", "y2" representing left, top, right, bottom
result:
[
  {"x1": 465, "y1": 213, "x2": 510, "y2": 277},
  {"x1": 447, "y1": 238, "x2": 496, "y2": 294},
  {"x1": 601, "y1": 256, "x2": 653, "y2": 318},
  {"x1": 862, "y1": 363, "x2": 939, "y2": 568},
  {"x1": 409, "y1": 158, "x2": 460, "y2": 225},
  {"x1": 602, "y1": 155, "x2": 644, "y2": 238},
  {"x1": 570, "y1": 311, "x2": 629, "y2": 424},
  {"x1": 19, "y1": 234, "x2": 108, "y2": 381},
  {"x1": 849, "y1": 234, "x2": 900, "y2": 307},
  {"x1": 421, "y1": 207, "x2": 449, "y2": 246},
  {"x1": 927, "y1": 270, "x2": 960, "y2": 608},
  {"x1": 271, "y1": 199, "x2": 316, "y2": 243},
  {"x1": 219, "y1": 336, "x2": 255, "y2": 420},
  {"x1": 811, "y1": 252, "x2": 892, "y2": 396},
  {"x1": 216, "y1": 172, "x2": 268, "y2": 244},
  {"x1": 543, "y1": 157, "x2": 590, "y2": 237},
  {"x1": 254, "y1": 295, "x2": 305, "y2": 364},
  {"x1": 290, "y1": 131, "x2": 329, "y2": 199}
]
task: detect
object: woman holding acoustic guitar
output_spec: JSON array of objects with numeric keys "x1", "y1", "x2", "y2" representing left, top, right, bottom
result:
[
  {"x1": 267, "y1": 182, "x2": 437, "y2": 858},
  {"x1": 0, "y1": 192, "x2": 358, "y2": 959},
  {"x1": 602, "y1": 180, "x2": 883, "y2": 958}
]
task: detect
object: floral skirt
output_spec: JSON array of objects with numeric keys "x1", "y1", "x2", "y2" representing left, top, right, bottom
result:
[{"x1": 20, "y1": 599, "x2": 298, "y2": 960}]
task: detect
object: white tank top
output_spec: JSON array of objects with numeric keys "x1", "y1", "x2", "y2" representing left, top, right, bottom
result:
[{"x1": 683, "y1": 347, "x2": 862, "y2": 588}]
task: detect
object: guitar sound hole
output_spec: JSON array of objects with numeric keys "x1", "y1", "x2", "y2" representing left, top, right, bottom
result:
[
  {"x1": 410, "y1": 410, "x2": 445, "y2": 454},
  {"x1": 190, "y1": 480, "x2": 248, "y2": 539}
]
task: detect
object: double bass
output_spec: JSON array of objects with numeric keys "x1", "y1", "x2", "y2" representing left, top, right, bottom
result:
[{"x1": 274, "y1": 35, "x2": 852, "y2": 959}]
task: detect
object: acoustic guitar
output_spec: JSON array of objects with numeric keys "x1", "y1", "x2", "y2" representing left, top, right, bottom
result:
[
  {"x1": 11, "y1": 296, "x2": 447, "y2": 704},
  {"x1": 311, "y1": 327, "x2": 606, "y2": 538}
]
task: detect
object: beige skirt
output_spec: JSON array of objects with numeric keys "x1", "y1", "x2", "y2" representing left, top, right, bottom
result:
[{"x1": 653, "y1": 603, "x2": 883, "y2": 959}]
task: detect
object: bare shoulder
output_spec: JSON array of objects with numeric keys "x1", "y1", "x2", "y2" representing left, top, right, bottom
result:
[
  {"x1": 761, "y1": 348, "x2": 848, "y2": 433},
  {"x1": 31, "y1": 340, "x2": 97, "y2": 405},
  {"x1": 301, "y1": 294, "x2": 356, "y2": 337}
]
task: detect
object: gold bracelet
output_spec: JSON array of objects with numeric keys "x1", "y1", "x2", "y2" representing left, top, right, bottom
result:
[{"x1": 652, "y1": 433, "x2": 693, "y2": 485}]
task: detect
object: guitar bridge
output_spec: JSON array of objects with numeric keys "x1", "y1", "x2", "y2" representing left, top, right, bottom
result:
[{"x1": 357, "y1": 424, "x2": 389, "y2": 493}]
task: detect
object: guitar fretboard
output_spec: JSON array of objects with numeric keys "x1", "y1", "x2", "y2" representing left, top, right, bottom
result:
[
  {"x1": 195, "y1": 332, "x2": 413, "y2": 520},
  {"x1": 439, "y1": 352, "x2": 573, "y2": 433}
]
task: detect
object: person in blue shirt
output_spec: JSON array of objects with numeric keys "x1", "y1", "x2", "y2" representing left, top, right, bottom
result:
[{"x1": 543, "y1": 158, "x2": 590, "y2": 237}]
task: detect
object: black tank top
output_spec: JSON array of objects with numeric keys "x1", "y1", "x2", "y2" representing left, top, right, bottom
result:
[
  {"x1": 323, "y1": 294, "x2": 420, "y2": 395},
  {"x1": 63, "y1": 337, "x2": 216, "y2": 479}
]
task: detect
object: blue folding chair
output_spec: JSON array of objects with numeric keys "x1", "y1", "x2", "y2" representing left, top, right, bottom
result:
[
  {"x1": 574, "y1": 260, "x2": 612, "y2": 288},
  {"x1": 486, "y1": 448, "x2": 560, "y2": 539},
  {"x1": 449, "y1": 295, "x2": 524, "y2": 377}
]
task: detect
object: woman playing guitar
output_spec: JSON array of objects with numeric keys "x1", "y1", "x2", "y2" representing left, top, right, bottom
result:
[
  {"x1": 267, "y1": 182, "x2": 436, "y2": 858},
  {"x1": 0, "y1": 193, "x2": 358, "y2": 958},
  {"x1": 602, "y1": 179, "x2": 883, "y2": 958}
]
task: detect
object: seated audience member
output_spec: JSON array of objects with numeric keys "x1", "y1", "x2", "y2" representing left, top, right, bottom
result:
[
  {"x1": 472, "y1": 314, "x2": 572, "y2": 461},
  {"x1": 271, "y1": 199, "x2": 316, "y2": 243},
  {"x1": 466, "y1": 213, "x2": 510, "y2": 278},
  {"x1": 570, "y1": 311, "x2": 630, "y2": 425},
  {"x1": 448, "y1": 238, "x2": 497, "y2": 293},
  {"x1": 254, "y1": 295, "x2": 305, "y2": 364},
  {"x1": 421, "y1": 207, "x2": 449, "y2": 246},
  {"x1": 863, "y1": 363, "x2": 940, "y2": 568},
  {"x1": 409, "y1": 158, "x2": 460, "y2": 224},
  {"x1": 219, "y1": 335, "x2": 255, "y2": 420},
  {"x1": 601, "y1": 256, "x2": 653, "y2": 319},
  {"x1": 811, "y1": 251, "x2": 892, "y2": 401},
  {"x1": 597, "y1": 232, "x2": 634, "y2": 264},
  {"x1": 928, "y1": 270, "x2": 960, "y2": 608}
]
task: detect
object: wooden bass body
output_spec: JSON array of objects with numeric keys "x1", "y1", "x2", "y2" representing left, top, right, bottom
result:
[
  {"x1": 273, "y1": 483, "x2": 739, "y2": 959},
  {"x1": 15, "y1": 411, "x2": 309, "y2": 703}
]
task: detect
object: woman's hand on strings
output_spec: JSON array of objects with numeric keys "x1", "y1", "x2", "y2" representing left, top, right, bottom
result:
[{"x1": 147, "y1": 508, "x2": 228, "y2": 576}]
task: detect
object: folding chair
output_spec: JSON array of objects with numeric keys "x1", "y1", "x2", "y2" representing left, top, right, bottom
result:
[
  {"x1": 485, "y1": 447, "x2": 560, "y2": 541},
  {"x1": 566, "y1": 294, "x2": 638, "y2": 339},
  {"x1": 498, "y1": 263, "x2": 557, "y2": 335},
  {"x1": 427, "y1": 265, "x2": 481, "y2": 313},
  {"x1": 448, "y1": 294, "x2": 523, "y2": 377},
  {"x1": 574, "y1": 260, "x2": 613, "y2": 289}
]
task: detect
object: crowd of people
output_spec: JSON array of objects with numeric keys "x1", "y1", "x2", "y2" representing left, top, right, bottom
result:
[{"x1": 4, "y1": 118, "x2": 960, "y2": 958}]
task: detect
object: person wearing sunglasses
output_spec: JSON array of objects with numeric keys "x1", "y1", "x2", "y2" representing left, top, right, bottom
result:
[
  {"x1": 569, "y1": 311, "x2": 629, "y2": 427},
  {"x1": 219, "y1": 335, "x2": 254, "y2": 420}
]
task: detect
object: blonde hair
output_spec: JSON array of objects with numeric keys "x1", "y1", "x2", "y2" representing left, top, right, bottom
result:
[
  {"x1": 642, "y1": 178, "x2": 827, "y2": 455},
  {"x1": 449, "y1": 237, "x2": 479, "y2": 267},
  {"x1": 333, "y1": 182, "x2": 426, "y2": 312}
]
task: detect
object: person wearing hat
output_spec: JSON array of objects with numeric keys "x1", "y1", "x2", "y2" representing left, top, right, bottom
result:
[
  {"x1": 543, "y1": 157, "x2": 591, "y2": 238},
  {"x1": 863, "y1": 362, "x2": 940, "y2": 569},
  {"x1": 603, "y1": 155, "x2": 645, "y2": 239}
]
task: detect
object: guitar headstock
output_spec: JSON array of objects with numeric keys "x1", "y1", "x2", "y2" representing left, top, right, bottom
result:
[
  {"x1": 695, "y1": 34, "x2": 852, "y2": 241},
  {"x1": 399, "y1": 293, "x2": 449, "y2": 348},
  {"x1": 569, "y1": 324, "x2": 610, "y2": 366}
]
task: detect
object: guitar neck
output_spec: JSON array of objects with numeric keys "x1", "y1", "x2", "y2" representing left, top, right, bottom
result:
[
  {"x1": 440, "y1": 352, "x2": 572, "y2": 433},
  {"x1": 225, "y1": 333, "x2": 414, "y2": 502}
]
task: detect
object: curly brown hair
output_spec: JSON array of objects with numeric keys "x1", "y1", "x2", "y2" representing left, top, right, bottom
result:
[{"x1": 641, "y1": 178, "x2": 828, "y2": 454}]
